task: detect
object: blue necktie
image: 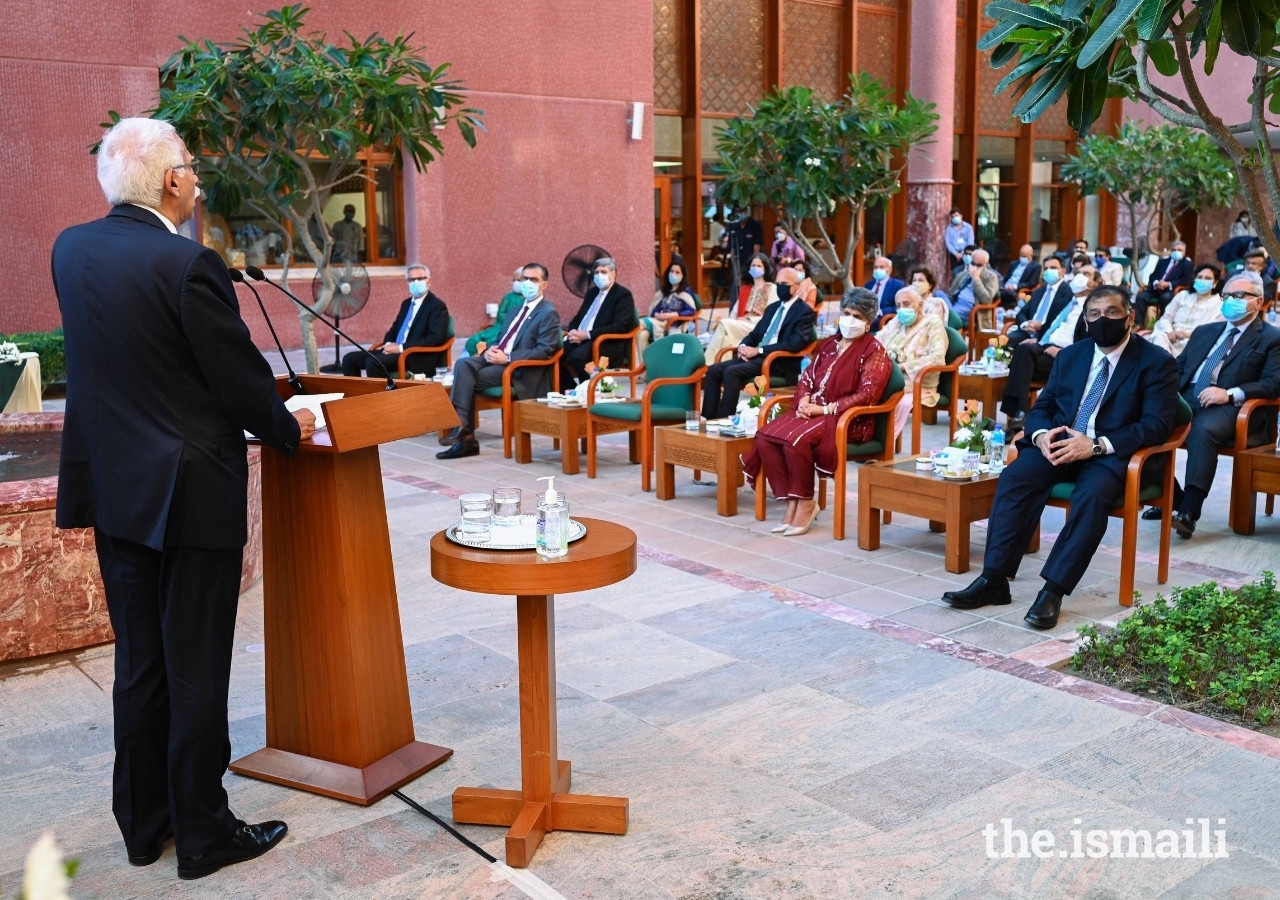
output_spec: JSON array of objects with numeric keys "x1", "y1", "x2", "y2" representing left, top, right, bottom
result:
[
  {"x1": 1032, "y1": 284, "x2": 1057, "y2": 323},
  {"x1": 1192, "y1": 327, "x2": 1238, "y2": 396},
  {"x1": 760, "y1": 303, "x2": 786, "y2": 347},
  {"x1": 1039, "y1": 298, "x2": 1074, "y2": 346},
  {"x1": 1072, "y1": 357, "x2": 1110, "y2": 433},
  {"x1": 396, "y1": 299, "x2": 419, "y2": 346}
]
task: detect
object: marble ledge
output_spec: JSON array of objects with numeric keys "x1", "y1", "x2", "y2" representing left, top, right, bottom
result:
[{"x1": 0, "y1": 412, "x2": 63, "y2": 433}]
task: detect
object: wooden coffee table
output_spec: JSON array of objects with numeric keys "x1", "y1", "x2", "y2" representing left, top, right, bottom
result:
[
  {"x1": 430, "y1": 519, "x2": 637, "y2": 867},
  {"x1": 1231, "y1": 446, "x2": 1280, "y2": 534},
  {"x1": 957, "y1": 371, "x2": 1008, "y2": 423},
  {"x1": 513, "y1": 399, "x2": 588, "y2": 475},
  {"x1": 654, "y1": 424, "x2": 756, "y2": 516},
  {"x1": 858, "y1": 457, "x2": 1039, "y2": 573}
]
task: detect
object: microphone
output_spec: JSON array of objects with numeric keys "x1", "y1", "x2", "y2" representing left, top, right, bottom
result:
[
  {"x1": 244, "y1": 265, "x2": 396, "y2": 390},
  {"x1": 228, "y1": 267, "x2": 305, "y2": 395}
]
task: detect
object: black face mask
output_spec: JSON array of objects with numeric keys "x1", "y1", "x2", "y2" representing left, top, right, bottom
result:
[
  {"x1": 776, "y1": 283, "x2": 793, "y2": 303},
  {"x1": 1086, "y1": 315, "x2": 1129, "y2": 347}
]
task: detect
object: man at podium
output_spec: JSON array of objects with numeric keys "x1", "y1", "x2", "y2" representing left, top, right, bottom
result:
[{"x1": 51, "y1": 117, "x2": 316, "y2": 881}]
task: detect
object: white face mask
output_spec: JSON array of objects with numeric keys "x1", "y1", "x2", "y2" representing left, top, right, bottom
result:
[
  {"x1": 512, "y1": 280, "x2": 523, "y2": 294},
  {"x1": 1070, "y1": 273, "x2": 1090, "y2": 294},
  {"x1": 839, "y1": 316, "x2": 866, "y2": 339}
]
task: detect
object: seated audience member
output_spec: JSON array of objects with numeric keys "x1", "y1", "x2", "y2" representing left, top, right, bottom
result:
[
  {"x1": 1135, "y1": 241, "x2": 1194, "y2": 327},
  {"x1": 942, "y1": 285, "x2": 1179, "y2": 629},
  {"x1": 876, "y1": 287, "x2": 947, "y2": 441},
  {"x1": 438, "y1": 263, "x2": 561, "y2": 460},
  {"x1": 864, "y1": 255, "x2": 905, "y2": 320},
  {"x1": 1000, "y1": 244, "x2": 1042, "y2": 307},
  {"x1": 1007, "y1": 257, "x2": 1069, "y2": 344},
  {"x1": 1142, "y1": 272, "x2": 1280, "y2": 536},
  {"x1": 909, "y1": 266, "x2": 951, "y2": 309},
  {"x1": 1095, "y1": 247, "x2": 1125, "y2": 286},
  {"x1": 771, "y1": 224, "x2": 805, "y2": 268},
  {"x1": 948, "y1": 247, "x2": 999, "y2": 320},
  {"x1": 1072, "y1": 238, "x2": 1090, "y2": 257},
  {"x1": 701, "y1": 266, "x2": 815, "y2": 420},
  {"x1": 1001, "y1": 265, "x2": 1101, "y2": 431},
  {"x1": 1148, "y1": 264, "x2": 1224, "y2": 357},
  {"x1": 639, "y1": 261, "x2": 697, "y2": 355},
  {"x1": 561, "y1": 257, "x2": 636, "y2": 387},
  {"x1": 1070, "y1": 253, "x2": 1092, "y2": 275},
  {"x1": 743, "y1": 288, "x2": 890, "y2": 536},
  {"x1": 465, "y1": 267, "x2": 525, "y2": 357},
  {"x1": 342, "y1": 263, "x2": 448, "y2": 378},
  {"x1": 793, "y1": 260, "x2": 819, "y2": 310},
  {"x1": 1243, "y1": 248, "x2": 1277, "y2": 304},
  {"x1": 704, "y1": 252, "x2": 777, "y2": 364},
  {"x1": 951, "y1": 243, "x2": 976, "y2": 281}
]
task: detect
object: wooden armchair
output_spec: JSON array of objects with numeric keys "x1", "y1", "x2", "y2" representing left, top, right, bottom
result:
[
  {"x1": 589, "y1": 311, "x2": 644, "y2": 397},
  {"x1": 714, "y1": 340, "x2": 818, "y2": 396},
  {"x1": 394, "y1": 315, "x2": 456, "y2": 379},
  {"x1": 1046, "y1": 396, "x2": 1193, "y2": 606},
  {"x1": 474, "y1": 348, "x2": 564, "y2": 459},
  {"x1": 910, "y1": 325, "x2": 970, "y2": 455},
  {"x1": 586, "y1": 333, "x2": 705, "y2": 491},
  {"x1": 965, "y1": 302, "x2": 1002, "y2": 360},
  {"x1": 1224, "y1": 397, "x2": 1280, "y2": 530},
  {"x1": 664, "y1": 292, "x2": 704, "y2": 335}
]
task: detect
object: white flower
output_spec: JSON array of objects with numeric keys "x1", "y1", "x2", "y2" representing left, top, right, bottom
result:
[
  {"x1": 0, "y1": 341, "x2": 20, "y2": 363},
  {"x1": 804, "y1": 157, "x2": 822, "y2": 167},
  {"x1": 953, "y1": 427, "x2": 974, "y2": 445},
  {"x1": 24, "y1": 832, "x2": 71, "y2": 900}
]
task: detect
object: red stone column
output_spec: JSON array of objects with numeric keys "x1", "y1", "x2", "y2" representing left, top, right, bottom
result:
[{"x1": 905, "y1": 0, "x2": 957, "y2": 287}]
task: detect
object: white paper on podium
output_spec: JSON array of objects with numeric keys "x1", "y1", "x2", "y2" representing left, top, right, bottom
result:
[{"x1": 245, "y1": 392, "x2": 345, "y2": 439}]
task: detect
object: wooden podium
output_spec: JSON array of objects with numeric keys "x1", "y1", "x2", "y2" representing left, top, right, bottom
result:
[{"x1": 230, "y1": 374, "x2": 460, "y2": 805}]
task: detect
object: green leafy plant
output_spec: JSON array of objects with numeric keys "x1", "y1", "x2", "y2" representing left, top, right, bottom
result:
[
  {"x1": 120, "y1": 5, "x2": 484, "y2": 373},
  {"x1": 1073, "y1": 572, "x2": 1280, "y2": 727},
  {"x1": 980, "y1": 0, "x2": 1280, "y2": 265},
  {"x1": 0, "y1": 330, "x2": 65, "y2": 387},
  {"x1": 1061, "y1": 122, "x2": 1238, "y2": 266},
  {"x1": 713, "y1": 74, "x2": 938, "y2": 288}
]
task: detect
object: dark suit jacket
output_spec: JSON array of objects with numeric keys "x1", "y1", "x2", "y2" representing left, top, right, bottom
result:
[
  {"x1": 1177, "y1": 318, "x2": 1280, "y2": 441},
  {"x1": 381, "y1": 291, "x2": 450, "y2": 373},
  {"x1": 1149, "y1": 257, "x2": 1194, "y2": 293},
  {"x1": 864, "y1": 277, "x2": 905, "y2": 318},
  {"x1": 499, "y1": 298, "x2": 562, "y2": 399},
  {"x1": 52, "y1": 205, "x2": 300, "y2": 550},
  {"x1": 742, "y1": 299, "x2": 817, "y2": 381},
  {"x1": 567, "y1": 283, "x2": 637, "y2": 365},
  {"x1": 1003, "y1": 259, "x2": 1042, "y2": 292},
  {"x1": 1023, "y1": 334, "x2": 1179, "y2": 482},
  {"x1": 1015, "y1": 282, "x2": 1070, "y2": 328}
]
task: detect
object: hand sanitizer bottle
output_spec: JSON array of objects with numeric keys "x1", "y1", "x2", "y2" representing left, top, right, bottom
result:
[{"x1": 536, "y1": 476, "x2": 569, "y2": 558}]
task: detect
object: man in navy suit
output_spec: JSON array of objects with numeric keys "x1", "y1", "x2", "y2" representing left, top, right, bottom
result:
[
  {"x1": 1134, "y1": 241, "x2": 1194, "y2": 326},
  {"x1": 999, "y1": 243, "x2": 1043, "y2": 307},
  {"x1": 701, "y1": 266, "x2": 816, "y2": 419},
  {"x1": 1143, "y1": 271, "x2": 1280, "y2": 536},
  {"x1": 864, "y1": 255, "x2": 905, "y2": 322},
  {"x1": 942, "y1": 286, "x2": 1179, "y2": 629},
  {"x1": 52, "y1": 118, "x2": 314, "y2": 878},
  {"x1": 561, "y1": 257, "x2": 637, "y2": 386},
  {"x1": 1005, "y1": 257, "x2": 1068, "y2": 343},
  {"x1": 339, "y1": 263, "x2": 450, "y2": 378}
]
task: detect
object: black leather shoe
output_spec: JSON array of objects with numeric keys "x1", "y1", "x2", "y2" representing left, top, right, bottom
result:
[
  {"x1": 128, "y1": 830, "x2": 172, "y2": 866},
  {"x1": 1005, "y1": 416, "x2": 1025, "y2": 436},
  {"x1": 1172, "y1": 511, "x2": 1196, "y2": 539},
  {"x1": 177, "y1": 821, "x2": 288, "y2": 880},
  {"x1": 1024, "y1": 589, "x2": 1062, "y2": 629},
  {"x1": 941, "y1": 575, "x2": 1011, "y2": 609},
  {"x1": 436, "y1": 439, "x2": 480, "y2": 460},
  {"x1": 1141, "y1": 506, "x2": 1162, "y2": 521},
  {"x1": 438, "y1": 427, "x2": 461, "y2": 447}
]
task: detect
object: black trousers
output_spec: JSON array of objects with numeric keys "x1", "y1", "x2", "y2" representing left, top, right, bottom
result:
[
  {"x1": 702, "y1": 356, "x2": 764, "y2": 419},
  {"x1": 1001, "y1": 340, "x2": 1058, "y2": 418},
  {"x1": 560, "y1": 339, "x2": 595, "y2": 387},
  {"x1": 95, "y1": 532, "x2": 243, "y2": 858},
  {"x1": 982, "y1": 448, "x2": 1125, "y2": 594},
  {"x1": 1134, "y1": 289, "x2": 1175, "y2": 327},
  {"x1": 342, "y1": 349, "x2": 399, "y2": 379}
]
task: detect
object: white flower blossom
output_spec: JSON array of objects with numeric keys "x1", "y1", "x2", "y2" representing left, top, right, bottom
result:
[
  {"x1": 952, "y1": 427, "x2": 974, "y2": 445},
  {"x1": 24, "y1": 832, "x2": 71, "y2": 900},
  {"x1": 0, "y1": 341, "x2": 21, "y2": 363}
]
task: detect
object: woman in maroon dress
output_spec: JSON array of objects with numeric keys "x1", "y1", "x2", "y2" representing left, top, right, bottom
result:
[{"x1": 742, "y1": 287, "x2": 892, "y2": 536}]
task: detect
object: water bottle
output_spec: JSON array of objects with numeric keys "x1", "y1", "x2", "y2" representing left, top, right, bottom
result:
[
  {"x1": 989, "y1": 425, "x2": 1006, "y2": 473},
  {"x1": 995, "y1": 307, "x2": 1006, "y2": 331},
  {"x1": 984, "y1": 343, "x2": 996, "y2": 369}
]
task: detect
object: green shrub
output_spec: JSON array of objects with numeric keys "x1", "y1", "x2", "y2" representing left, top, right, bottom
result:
[
  {"x1": 0, "y1": 329, "x2": 65, "y2": 386},
  {"x1": 1073, "y1": 573, "x2": 1280, "y2": 728}
]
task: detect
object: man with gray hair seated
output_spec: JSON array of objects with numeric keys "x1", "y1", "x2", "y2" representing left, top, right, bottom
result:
[
  {"x1": 1142, "y1": 270, "x2": 1280, "y2": 537},
  {"x1": 339, "y1": 263, "x2": 449, "y2": 378},
  {"x1": 561, "y1": 257, "x2": 637, "y2": 386}
]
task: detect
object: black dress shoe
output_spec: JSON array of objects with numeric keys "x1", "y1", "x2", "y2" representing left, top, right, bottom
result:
[
  {"x1": 177, "y1": 821, "x2": 288, "y2": 881},
  {"x1": 128, "y1": 830, "x2": 172, "y2": 866},
  {"x1": 1024, "y1": 589, "x2": 1062, "y2": 629},
  {"x1": 1141, "y1": 506, "x2": 1162, "y2": 520},
  {"x1": 436, "y1": 438, "x2": 480, "y2": 460},
  {"x1": 941, "y1": 575, "x2": 1011, "y2": 609},
  {"x1": 1172, "y1": 511, "x2": 1196, "y2": 539},
  {"x1": 439, "y1": 427, "x2": 462, "y2": 447},
  {"x1": 1005, "y1": 415, "x2": 1025, "y2": 436}
]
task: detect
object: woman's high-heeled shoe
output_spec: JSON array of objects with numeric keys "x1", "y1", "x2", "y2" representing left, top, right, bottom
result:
[
  {"x1": 783, "y1": 504, "x2": 819, "y2": 537},
  {"x1": 771, "y1": 523, "x2": 790, "y2": 533}
]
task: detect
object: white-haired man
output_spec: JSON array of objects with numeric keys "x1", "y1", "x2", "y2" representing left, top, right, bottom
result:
[{"x1": 51, "y1": 117, "x2": 313, "y2": 879}]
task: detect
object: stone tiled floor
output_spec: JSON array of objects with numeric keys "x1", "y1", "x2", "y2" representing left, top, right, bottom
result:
[{"x1": 7, "y1": 364, "x2": 1280, "y2": 898}]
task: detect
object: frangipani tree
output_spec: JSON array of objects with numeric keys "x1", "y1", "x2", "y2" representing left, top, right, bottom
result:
[
  {"x1": 713, "y1": 74, "x2": 938, "y2": 289},
  {"x1": 134, "y1": 5, "x2": 484, "y2": 372},
  {"x1": 980, "y1": 0, "x2": 1280, "y2": 264}
]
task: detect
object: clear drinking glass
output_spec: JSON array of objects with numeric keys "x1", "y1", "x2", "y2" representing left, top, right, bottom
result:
[
  {"x1": 459, "y1": 493, "x2": 493, "y2": 539},
  {"x1": 491, "y1": 487, "x2": 522, "y2": 526},
  {"x1": 685, "y1": 410, "x2": 701, "y2": 431},
  {"x1": 435, "y1": 367, "x2": 449, "y2": 381}
]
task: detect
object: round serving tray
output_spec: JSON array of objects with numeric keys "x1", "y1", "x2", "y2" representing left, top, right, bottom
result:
[{"x1": 444, "y1": 514, "x2": 588, "y2": 550}]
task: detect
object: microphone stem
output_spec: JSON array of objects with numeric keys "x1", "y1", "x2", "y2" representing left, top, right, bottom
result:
[{"x1": 243, "y1": 280, "x2": 305, "y2": 394}]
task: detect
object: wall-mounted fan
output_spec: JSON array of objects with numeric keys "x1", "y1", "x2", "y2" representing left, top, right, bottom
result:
[{"x1": 561, "y1": 244, "x2": 611, "y2": 299}]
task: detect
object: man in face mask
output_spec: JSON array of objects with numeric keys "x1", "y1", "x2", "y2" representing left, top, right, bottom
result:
[
  {"x1": 863, "y1": 255, "x2": 905, "y2": 320},
  {"x1": 944, "y1": 208, "x2": 975, "y2": 271},
  {"x1": 1007, "y1": 257, "x2": 1068, "y2": 343},
  {"x1": 1000, "y1": 265, "x2": 1101, "y2": 430},
  {"x1": 342, "y1": 264, "x2": 450, "y2": 379},
  {"x1": 947, "y1": 247, "x2": 999, "y2": 320},
  {"x1": 1000, "y1": 244, "x2": 1042, "y2": 306},
  {"x1": 464, "y1": 267, "x2": 527, "y2": 358},
  {"x1": 700, "y1": 266, "x2": 816, "y2": 419},
  {"x1": 561, "y1": 257, "x2": 638, "y2": 387},
  {"x1": 1143, "y1": 271, "x2": 1280, "y2": 536},
  {"x1": 1135, "y1": 241, "x2": 1193, "y2": 327},
  {"x1": 943, "y1": 285, "x2": 1179, "y2": 629}
]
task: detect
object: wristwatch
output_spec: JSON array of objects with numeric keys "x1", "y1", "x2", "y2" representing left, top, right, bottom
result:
[{"x1": 1092, "y1": 438, "x2": 1104, "y2": 457}]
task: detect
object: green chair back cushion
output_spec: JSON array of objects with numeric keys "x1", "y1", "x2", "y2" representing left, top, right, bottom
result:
[
  {"x1": 936, "y1": 326, "x2": 968, "y2": 401},
  {"x1": 445, "y1": 315, "x2": 456, "y2": 341},
  {"x1": 844, "y1": 359, "x2": 904, "y2": 457},
  {"x1": 947, "y1": 310, "x2": 963, "y2": 330}
]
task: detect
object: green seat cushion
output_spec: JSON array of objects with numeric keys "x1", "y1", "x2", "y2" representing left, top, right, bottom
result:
[
  {"x1": 1050, "y1": 482, "x2": 1163, "y2": 507},
  {"x1": 846, "y1": 440, "x2": 886, "y2": 457},
  {"x1": 480, "y1": 385, "x2": 504, "y2": 399},
  {"x1": 768, "y1": 374, "x2": 792, "y2": 388},
  {"x1": 591, "y1": 402, "x2": 687, "y2": 423}
]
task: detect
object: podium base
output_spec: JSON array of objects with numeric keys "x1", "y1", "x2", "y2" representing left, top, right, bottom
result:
[{"x1": 231, "y1": 740, "x2": 453, "y2": 806}]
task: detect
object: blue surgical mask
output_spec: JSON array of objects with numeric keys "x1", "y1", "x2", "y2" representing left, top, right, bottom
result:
[
  {"x1": 951, "y1": 215, "x2": 962, "y2": 226},
  {"x1": 1043, "y1": 268, "x2": 1060, "y2": 284},
  {"x1": 408, "y1": 280, "x2": 427, "y2": 298},
  {"x1": 519, "y1": 279, "x2": 541, "y2": 301},
  {"x1": 593, "y1": 273, "x2": 611, "y2": 290},
  {"x1": 962, "y1": 254, "x2": 973, "y2": 266},
  {"x1": 896, "y1": 309, "x2": 917, "y2": 327},
  {"x1": 1170, "y1": 250, "x2": 1184, "y2": 261},
  {"x1": 748, "y1": 265, "x2": 765, "y2": 280},
  {"x1": 872, "y1": 268, "x2": 889, "y2": 282},
  {"x1": 1192, "y1": 278, "x2": 1213, "y2": 295},
  {"x1": 1221, "y1": 298, "x2": 1249, "y2": 322},
  {"x1": 668, "y1": 271, "x2": 682, "y2": 286}
]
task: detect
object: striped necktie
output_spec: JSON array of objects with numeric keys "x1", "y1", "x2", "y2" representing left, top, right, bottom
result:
[
  {"x1": 1193, "y1": 327, "x2": 1238, "y2": 396},
  {"x1": 496, "y1": 304, "x2": 531, "y2": 353},
  {"x1": 1072, "y1": 357, "x2": 1110, "y2": 433}
]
